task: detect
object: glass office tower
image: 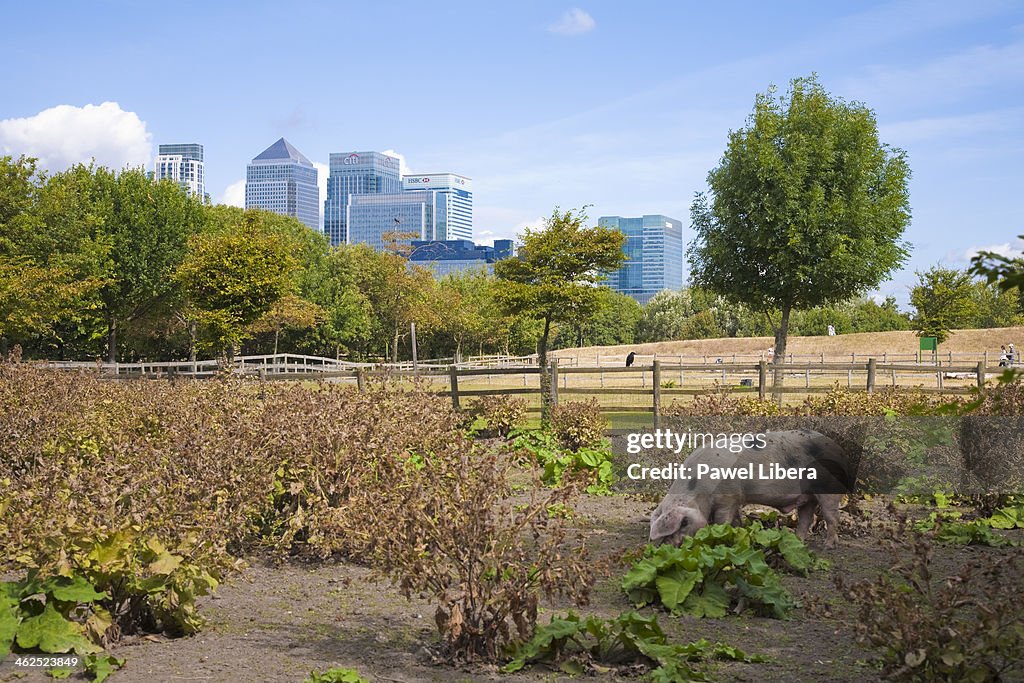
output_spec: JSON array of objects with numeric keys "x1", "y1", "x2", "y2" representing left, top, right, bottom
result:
[
  {"x1": 245, "y1": 138, "x2": 319, "y2": 231},
  {"x1": 401, "y1": 173, "x2": 473, "y2": 241},
  {"x1": 323, "y1": 152, "x2": 402, "y2": 246},
  {"x1": 598, "y1": 215, "x2": 684, "y2": 305},
  {"x1": 346, "y1": 191, "x2": 435, "y2": 252},
  {"x1": 154, "y1": 143, "x2": 205, "y2": 199}
]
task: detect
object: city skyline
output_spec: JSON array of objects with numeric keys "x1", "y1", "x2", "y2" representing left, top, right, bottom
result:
[{"x1": 3, "y1": 1, "x2": 1023, "y2": 305}]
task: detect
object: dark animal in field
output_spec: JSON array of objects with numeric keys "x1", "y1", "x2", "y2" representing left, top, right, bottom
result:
[
  {"x1": 649, "y1": 429, "x2": 852, "y2": 548},
  {"x1": 626, "y1": 351, "x2": 636, "y2": 367}
]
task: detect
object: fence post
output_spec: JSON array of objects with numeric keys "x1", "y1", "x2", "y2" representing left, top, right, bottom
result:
[
  {"x1": 758, "y1": 360, "x2": 767, "y2": 400},
  {"x1": 867, "y1": 358, "x2": 877, "y2": 394},
  {"x1": 653, "y1": 360, "x2": 662, "y2": 429},
  {"x1": 356, "y1": 369, "x2": 366, "y2": 392},
  {"x1": 449, "y1": 366, "x2": 461, "y2": 411},
  {"x1": 550, "y1": 358, "x2": 559, "y2": 407},
  {"x1": 977, "y1": 361, "x2": 986, "y2": 390}
]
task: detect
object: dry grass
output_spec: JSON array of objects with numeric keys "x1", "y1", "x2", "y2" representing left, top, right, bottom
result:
[{"x1": 554, "y1": 326, "x2": 1024, "y2": 364}]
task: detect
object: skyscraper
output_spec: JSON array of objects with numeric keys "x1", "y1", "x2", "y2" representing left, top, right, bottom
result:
[
  {"x1": 245, "y1": 138, "x2": 319, "y2": 231},
  {"x1": 323, "y1": 152, "x2": 401, "y2": 246},
  {"x1": 401, "y1": 173, "x2": 473, "y2": 241},
  {"x1": 598, "y1": 215, "x2": 684, "y2": 305},
  {"x1": 153, "y1": 143, "x2": 205, "y2": 199},
  {"x1": 346, "y1": 191, "x2": 435, "y2": 252}
]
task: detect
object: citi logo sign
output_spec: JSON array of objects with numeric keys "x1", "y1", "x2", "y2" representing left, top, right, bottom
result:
[{"x1": 342, "y1": 154, "x2": 360, "y2": 165}]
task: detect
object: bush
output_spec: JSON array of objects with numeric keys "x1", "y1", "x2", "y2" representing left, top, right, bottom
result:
[
  {"x1": 511, "y1": 430, "x2": 615, "y2": 495},
  {"x1": 469, "y1": 395, "x2": 527, "y2": 437},
  {"x1": 364, "y1": 443, "x2": 593, "y2": 662},
  {"x1": 549, "y1": 399, "x2": 607, "y2": 451},
  {"x1": 842, "y1": 524, "x2": 1024, "y2": 682},
  {"x1": 622, "y1": 523, "x2": 827, "y2": 619}
]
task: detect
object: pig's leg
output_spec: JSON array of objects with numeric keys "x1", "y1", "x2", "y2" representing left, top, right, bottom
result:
[
  {"x1": 712, "y1": 501, "x2": 739, "y2": 526},
  {"x1": 817, "y1": 495, "x2": 840, "y2": 548},
  {"x1": 795, "y1": 502, "x2": 816, "y2": 541}
]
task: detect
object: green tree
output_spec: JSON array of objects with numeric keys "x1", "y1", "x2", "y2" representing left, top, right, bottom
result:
[
  {"x1": 493, "y1": 207, "x2": 626, "y2": 419},
  {"x1": 971, "y1": 239, "x2": 1024, "y2": 294},
  {"x1": 909, "y1": 267, "x2": 977, "y2": 344},
  {"x1": 175, "y1": 213, "x2": 298, "y2": 359},
  {"x1": 849, "y1": 296, "x2": 910, "y2": 333},
  {"x1": 296, "y1": 246, "x2": 371, "y2": 359},
  {"x1": 968, "y1": 280, "x2": 1023, "y2": 329},
  {"x1": 248, "y1": 293, "x2": 325, "y2": 355},
  {"x1": 689, "y1": 75, "x2": 911, "y2": 394},
  {"x1": 553, "y1": 288, "x2": 642, "y2": 348}
]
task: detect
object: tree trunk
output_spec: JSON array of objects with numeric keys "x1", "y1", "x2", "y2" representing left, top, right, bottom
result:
[
  {"x1": 772, "y1": 302, "x2": 792, "y2": 403},
  {"x1": 273, "y1": 329, "x2": 280, "y2": 356},
  {"x1": 107, "y1": 316, "x2": 118, "y2": 363},
  {"x1": 392, "y1": 325, "x2": 401, "y2": 364},
  {"x1": 538, "y1": 315, "x2": 552, "y2": 424}
]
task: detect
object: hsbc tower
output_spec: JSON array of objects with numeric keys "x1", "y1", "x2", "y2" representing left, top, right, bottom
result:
[{"x1": 401, "y1": 173, "x2": 473, "y2": 242}]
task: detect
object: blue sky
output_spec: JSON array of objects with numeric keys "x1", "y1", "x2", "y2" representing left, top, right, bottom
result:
[{"x1": 3, "y1": 0, "x2": 1023, "y2": 306}]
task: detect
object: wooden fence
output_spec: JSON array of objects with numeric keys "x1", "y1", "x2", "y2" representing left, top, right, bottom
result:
[{"x1": 39, "y1": 354, "x2": 1010, "y2": 425}]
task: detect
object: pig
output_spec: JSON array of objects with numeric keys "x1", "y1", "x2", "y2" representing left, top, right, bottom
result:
[{"x1": 648, "y1": 429, "x2": 852, "y2": 548}]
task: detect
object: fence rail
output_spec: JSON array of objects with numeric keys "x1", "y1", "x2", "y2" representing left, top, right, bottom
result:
[{"x1": 38, "y1": 354, "x2": 1011, "y2": 425}]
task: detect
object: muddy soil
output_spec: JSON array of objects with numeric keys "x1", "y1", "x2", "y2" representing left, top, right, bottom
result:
[{"x1": 3, "y1": 496, "x2": 1021, "y2": 683}]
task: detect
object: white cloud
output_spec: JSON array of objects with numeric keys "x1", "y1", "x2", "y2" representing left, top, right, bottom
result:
[
  {"x1": 220, "y1": 178, "x2": 245, "y2": 208},
  {"x1": 381, "y1": 149, "x2": 410, "y2": 176},
  {"x1": 547, "y1": 8, "x2": 595, "y2": 35},
  {"x1": 0, "y1": 102, "x2": 152, "y2": 171},
  {"x1": 964, "y1": 240, "x2": 1024, "y2": 262}
]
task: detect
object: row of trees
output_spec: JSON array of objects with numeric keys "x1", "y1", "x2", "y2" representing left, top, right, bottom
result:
[{"x1": 1, "y1": 154, "x2": 1019, "y2": 365}]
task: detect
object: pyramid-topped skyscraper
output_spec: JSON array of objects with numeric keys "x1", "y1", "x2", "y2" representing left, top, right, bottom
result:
[{"x1": 245, "y1": 137, "x2": 319, "y2": 231}]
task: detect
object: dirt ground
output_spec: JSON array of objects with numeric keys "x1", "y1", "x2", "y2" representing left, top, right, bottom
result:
[{"x1": 3, "y1": 495, "x2": 1021, "y2": 683}]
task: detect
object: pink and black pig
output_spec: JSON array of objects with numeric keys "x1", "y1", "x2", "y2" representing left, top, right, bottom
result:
[{"x1": 649, "y1": 429, "x2": 853, "y2": 547}]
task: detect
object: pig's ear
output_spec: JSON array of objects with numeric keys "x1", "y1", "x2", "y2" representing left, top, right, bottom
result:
[{"x1": 650, "y1": 506, "x2": 685, "y2": 541}]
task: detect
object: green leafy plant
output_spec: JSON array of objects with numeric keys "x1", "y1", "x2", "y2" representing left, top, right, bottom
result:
[
  {"x1": 511, "y1": 430, "x2": 615, "y2": 494},
  {"x1": 0, "y1": 572, "x2": 125, "y2": 681},
  {"x1": 913, "y1": 511, "x2": 1019, "y2": 547},
  {"x1": 504, "y1": 610, "x2": 763, "y2": 681},
  {"x1": 304, "y1": 666, "x2": 370, "y2": 683},
  {"x1": 622, "y1": 523, "x2": 827, "y2": 619},
  {"x1": 988, "y1": 504, "x2": 1024, "y2": 529}
]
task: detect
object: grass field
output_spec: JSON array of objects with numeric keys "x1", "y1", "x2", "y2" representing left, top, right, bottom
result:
[{"x1": 552, "y1": 326, "x2": 1024, "y2": 365}]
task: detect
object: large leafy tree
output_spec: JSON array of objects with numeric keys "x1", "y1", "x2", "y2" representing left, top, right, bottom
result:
[
  {"x1": 175, "y1": 213, "x2": 298, "y2": 359},
  {"x1": 910, "y1": 267, "x2": 979, "y2": 344},
  {"x1": 689, "y1": 75, "x2": 911, "y2": 391},
  {"x1": 493, "y1": 207, "x2": 626, "y2": 418}
]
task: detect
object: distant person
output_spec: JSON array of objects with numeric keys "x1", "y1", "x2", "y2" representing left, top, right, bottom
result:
[
  {"x1": 767, "y1": 346, "x2": 775, "y2": 363},
  {"x1": 999, "y1": 345, "x2": 1009, "y2": 367},
  {"x1": 1010, "y1": 343, "x2": 1017, "y2": 363},
  {"x1": 626, "y1": 351, "x2": 636, "y2": 367},
  {"x1": 827, "y1": 324, "x2": 836, "y2": 336},
  {"x1": 715, "y1": 357, "x2": 723, "y2": 364}
]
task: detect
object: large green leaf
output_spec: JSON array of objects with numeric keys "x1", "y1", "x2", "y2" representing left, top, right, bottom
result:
[
  {"x1": 45, "y1": 575, "x2": 108, "y2": 604},
  {"x1": 15, "y1": 603, "x2": 101, "y2": 654},
  {"x1": 0, "y1": 589, "x2": 21, "y2": 659},
  {"x1": 655, "y1": 567, "x2": 700, "y2": 612}
]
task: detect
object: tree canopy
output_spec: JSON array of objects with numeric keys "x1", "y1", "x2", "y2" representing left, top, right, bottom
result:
[{"x1": 688, "y1": 75, "x2": 911, "y2": 390}]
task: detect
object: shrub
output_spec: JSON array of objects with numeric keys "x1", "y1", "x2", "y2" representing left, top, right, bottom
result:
[
  {"x1": 0, "y1": 571, "x2": 125, "y2": 682},
  {"x1": 504, "y1": 611, "x2": 764, "y2": 680},
  {"x1": 842, "y1": 524, "x2": 1024, "y2": 682},
  {"x1": 549, "y1": 399, "x2": 607, "y2": 451},
  {"x1": 469, "y1": 395, "x2": 527, "y2": 437},
  {"x1": 511, "y1": 430, "x2": 616, "y2": 495},
  {"x1": 364, "y1": 443, "x2": 593, "y2": 662},
  {"x1": 622, "y1": 523, "x2": 827, "y2": 619}
]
